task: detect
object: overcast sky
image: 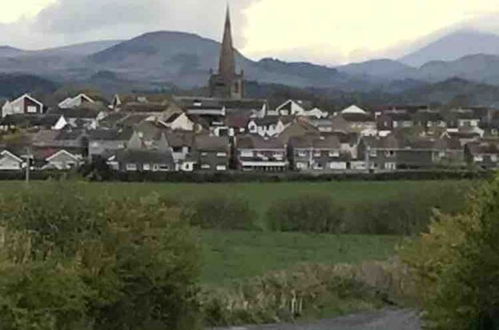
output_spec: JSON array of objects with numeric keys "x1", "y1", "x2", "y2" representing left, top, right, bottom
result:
[{"x1": 2, "y1": 0, "x2": 499, "y2": 65}]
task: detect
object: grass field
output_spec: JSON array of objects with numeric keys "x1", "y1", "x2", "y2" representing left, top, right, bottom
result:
[
  {"x1": 0, "y1": 180, "x2": 468, "y2": 284},
  {"x1": 200, "y1": 230, "x2": 401, "y2": 284}
]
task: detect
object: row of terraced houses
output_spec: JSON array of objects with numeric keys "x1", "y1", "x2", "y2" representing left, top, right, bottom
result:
[{"x1": 0, "y1": 92, "x2": 498, "y2": 174}]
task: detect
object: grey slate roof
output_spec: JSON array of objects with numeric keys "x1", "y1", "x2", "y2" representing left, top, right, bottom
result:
[
  {"x1": 289, "y1": 135, "x2": 341, "y2": 149},
  {"x1": 237, "y1": 135, "x2": 285, "y2": 149},
  {"x1": 194, "y1": 135, "x2": 230, "y2": 151}
]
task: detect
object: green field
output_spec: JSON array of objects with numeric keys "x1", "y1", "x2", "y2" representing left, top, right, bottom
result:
[
  {"x1": 200, "y1": 230, "x2": 401, "y2": 284},
  {"x1": 0, "y1": 179, "x2": 468, "y2": 213},
  {"x1": 0, "y1": 180, "x2": 469, "y2": 284}
]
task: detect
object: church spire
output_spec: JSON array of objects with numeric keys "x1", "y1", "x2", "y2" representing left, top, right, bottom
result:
[{"x1": 218, "y1": 4, "x2": 236, "y2": 80}]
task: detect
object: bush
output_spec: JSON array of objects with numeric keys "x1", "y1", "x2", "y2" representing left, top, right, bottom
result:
[
  {"x1": 267, "y1": 193, "x2": 344, "y2": 233},
  {"x1": 186, "y1": 195, "x2": 256, "y2": 230},
  {"x1": 399, "y1": 176, "x2": 499, "y2": 329},
  {"x1": 345, "y1": 183, "x2": 469, "y2": 235},
  {"x1": 0, "y1": 183, "x2": 202, "y2": 330},
  {"x1": 201, "y1": 263, "x2": 390, "y2": 327}
]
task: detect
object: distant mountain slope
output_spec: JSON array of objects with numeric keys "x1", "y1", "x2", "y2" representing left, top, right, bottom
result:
[
  {"x1": 336, "y1": 59, "x2": 416, "y2": 79},
  {"x1": 0, "y1": 46, "x2": 25, "y2": 58},
  {"x1": 0, "y1": 74, "x2": 58, "y2": 98},
  {"x1": 400, "y1": 30, "x2": 499, "y2": 67},
  {"x1": 88, "y1": 31, "x2": 351, "y2": 89},
  {"x1": 35, "y1": 40, "x2": 123, "y2": 56},
  {"x1": 416, "y1": 54, "x2": 499, "y2": 84}
]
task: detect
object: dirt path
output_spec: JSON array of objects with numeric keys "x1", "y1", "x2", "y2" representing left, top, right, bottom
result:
[{"x1": 212, "y1": 309, "x2": 421, "y2": 330}]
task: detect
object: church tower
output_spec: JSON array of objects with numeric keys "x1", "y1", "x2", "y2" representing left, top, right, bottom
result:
[{"x1": 209, "y1": 6, "x2": 245, "y2": 99}]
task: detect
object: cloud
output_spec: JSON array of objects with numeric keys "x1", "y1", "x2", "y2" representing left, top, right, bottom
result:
[{"x1": 0, "y1": 0, "x2": 257, "y2": 49}]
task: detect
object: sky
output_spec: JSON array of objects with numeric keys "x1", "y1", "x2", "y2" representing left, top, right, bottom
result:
[{"x1": 2, "y1": 0, "x2": 499, "y2": 65}]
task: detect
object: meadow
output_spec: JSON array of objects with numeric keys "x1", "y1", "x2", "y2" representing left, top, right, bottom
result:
[{"x1": 0, "y1": 179, "x2": 471, "y2": 284}]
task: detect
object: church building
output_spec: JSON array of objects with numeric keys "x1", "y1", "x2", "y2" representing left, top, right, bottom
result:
[{"x1": 209, "y1": 7, "x2": 245, "y2": 100}]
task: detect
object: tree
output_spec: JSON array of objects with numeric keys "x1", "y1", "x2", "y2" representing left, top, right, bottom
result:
[
  {"x1": 400, "y1": 176, "x2": 499, "y2": 329},
  {"x1": 0, "y1": 183, "x2": 201, "y2": 330}
]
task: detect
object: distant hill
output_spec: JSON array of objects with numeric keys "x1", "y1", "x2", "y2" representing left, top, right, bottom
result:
[
  {"x1": 400, "y1": 30, "x2": 499, "y2": 67},
  {"x1": 35, "y1": 40, "x2": 123, "y2": 56},
  {"x1": 0, "y1": 74, "x2": 58, "y2": 98},
  {"x1": 336, "y1": 59, "x2": 416, "y2": 79}
]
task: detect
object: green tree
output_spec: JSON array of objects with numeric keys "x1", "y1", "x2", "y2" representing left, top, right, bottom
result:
[{"x1": 400, "y1": 177, "x2": 499, "y2": 329}]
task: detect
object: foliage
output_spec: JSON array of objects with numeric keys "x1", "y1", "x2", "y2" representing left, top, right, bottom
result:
[
  {"x1": 201, "y1": 263, "x2": 393, "y2": 327},
  {"x1": 186, "y1": 194, "x2": 256, "y2": 230},
  {"x1": 399, "y1": 176, "x2": 499, "y2": 329},
  {"x1": 345, "y1": 183, "x2": 468, "y2": 235},
  {"x1": 0, "y1": 183, "x2": 201, "y2": 330},
  {"x1": 267, "y1": 193, "x2": 344, "y2": 233}
]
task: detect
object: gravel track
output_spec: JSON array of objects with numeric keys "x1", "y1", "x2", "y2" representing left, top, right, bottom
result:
[{"x1": 212, "y1": 309, "x2": 421, "y2": 330}]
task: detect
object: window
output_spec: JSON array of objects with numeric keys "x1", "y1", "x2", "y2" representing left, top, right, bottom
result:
[
  {"x1": 143, "y1": 164, "x2": 151, "y2": 171},
  {"x1": 126, "y1": 163, "x2": 137, "y2": 171},
  {"x1": 385, "y1": 150, "x2": 395, "y2": 157},
  {"x1": 474, "y1": 156, "x2": 484, "y2": 162},
  {"x1": 297, "y1": 151, "x2": 307, "y2": 157},
  {"x1": 217, "y1": 152, "x2": 227, "y2": 157},
  {"x1": 173, "y1": 147, "x2": 182, "y2": 153},
  {"x1": 153, "y1": 164, "x2": 159, "y2": 171},
  {"x1": 491, "y1": 155, "x2": 498, "y2": 162},
  {"x1": 329, "y1": 151, "x2": 339, "y2": 157},
  {"x1": 385, "y1": 163, "x2": 396, "y2": 170},
  {"x1": 216, "y1": 165, "x2": 227, "y2": 171},
  {"x1": 201, "y1": 152, "x2": 208, "y2": 156},
  {"x1": 27, "y1": 106, "x2": 38, "y2": 113},
  {"x1": 159, "y1": 165, "x2": 169, "y2": 171},
  {"x1": 296, "y1": 162, "x2": 307, "y2": 169},
  {"x1": 274, "y1": 153, "x2": 284, "y2": 160},
  {"x1": 201, "y1": 164, "x2": 211, "y2": 170},
  {"x1": 241, "y1": 151, "x2": 253, "y2": 158},
  {"x1": 369, "y1": 150, "x2": 377, "y2": 157},
  {"x1": 314, "y1": 151, "x2": 322, "y2": 157}
]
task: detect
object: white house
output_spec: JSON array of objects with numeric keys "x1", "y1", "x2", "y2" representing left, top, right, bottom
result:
[
  {"x1": 247, "y1": 117, "x2": 288, "y2": 137},
  {"x1": 44, "y1": 150, "x2": 82, "y2": 170},
  {"x1": 161, "y1": 112, "x2": 195, "y2": 131},
  {"x1": 58, "y1": 94, "x2": 95, "y2": 109},
  {"x1": 0, "y1": 150, "x2": 24, "y2": 170},
  {"x1": 2, "y1": 94, "x2": 44, "y2": 118},
  {"x1": 275, "y1": 100, "x2": 306, "y2": 116}
]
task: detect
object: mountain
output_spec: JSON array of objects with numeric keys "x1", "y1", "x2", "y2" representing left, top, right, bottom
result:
[
  {"x1": 0, "y1": 74, "x2": 58, "y2": 98},
  {"x1": 336, "y1": 59, "x2": 416, "y2": 79},
  {"x1": 34, "y1": 40, "x2": 123, "y2": 56},
  {"x1": 400, "y1": 30, "x2": 499, "y2": 67},
  {"x1": 417, "y1": 54, "x2": 499, "y2": 84},
  {"x1": 0, "y1": 46, "x2": 25, "y2": 58}
]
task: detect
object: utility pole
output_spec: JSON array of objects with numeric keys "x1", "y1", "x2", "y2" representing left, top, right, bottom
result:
[{"x1": 25, "y1": 146, "x2": 31, "y2": 185}]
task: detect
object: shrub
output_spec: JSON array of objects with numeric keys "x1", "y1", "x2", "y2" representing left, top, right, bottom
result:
[
  {"x1": 399, "y1": 176, "x2": 499, "y2": 329},
  {"x1": 0, "y1": 183, "x2": 202, "y2": 330},
  {"x1": 187, "y1": 195, "x2": 256, "y2": 230},
  {"x1": 345, "y1": 183, "x2": 469, "y2": 235},
  {"x1": 267, "y1": 193, "x2": 344, "y2": 233}
]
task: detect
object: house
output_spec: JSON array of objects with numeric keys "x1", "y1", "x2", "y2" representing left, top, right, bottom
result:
[
  {"x1": 108, "y1": 132, "x2": 175, "y2": 172},
  {"x1": 2, "y1": 94, "x2": 44, "y2": 117},
  {"x1": 247, "y1": 117, "x2": 288, "y2": 137},
  {"x1": 161, "y1": 112, "x2": 195, "y2": 131},
  {"x1": 338, "y1": 112, "x2": 377, "y2": 136},
  {"x1": 193, "y1": 135, "x2": 230, "y2": 171},
  {"x1": 88, "y1": 128, "x2": 134, "y2": 160},
  {"x1": 288, "y1": 134, "x2": 347, "y2": 171},
  {"x1": 0, "y1": 150, "x2": 24, "y2": 170},
  {"x1": 0, "y1": 114, "x2": 67, "y2": 131},
  {"x1": 274, "y1": 100, "x2": 311, "y2": 116},
  {"x1": 465, "y1": 140, "x2": 499, "y2": 169},
  {"x1": 447, "y1": 109, "x2": 481, "y2": 129},
  {"x1": 358, "y1": 134, "x2": 464, "y2": 171},
  {"x1": 277, "y1": 119, "x2": 320, "y2": 144},
  {"x1": 49, "y1": 106, "x2": 101, "y2": 130},
  {"x1": 376, "y1": 111, "x2": 413, "y2": 131},
  {"x1": 236, "y1": 135, "x2": 288, "y2": 171},
  {"x1": 43, "y1": 149, "x2": 83, "y2": 170},
  {"x1": 414, "y1": 110, "x2": 447, "y2": 129},
  {"x1": 225, "y1": 113, "x2": 251, "y2": 136},
  {"x1": 58, "y1": 94, "x2": 95, "y2": 109},
  {"x1": 32, "y1": 129, "x2": 88, "y2": 159}
]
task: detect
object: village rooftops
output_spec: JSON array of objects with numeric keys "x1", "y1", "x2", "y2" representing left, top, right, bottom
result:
[
  {"x1": 237, "y1": 135, "x2": 285, "y2": 150},
  {"x1": 193, "y1": 135, "x2": 229, "y2": 152},
  {"x1": 288, "y1": 134, "x2": 341, "y2": 150}
]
